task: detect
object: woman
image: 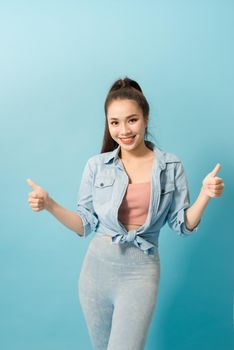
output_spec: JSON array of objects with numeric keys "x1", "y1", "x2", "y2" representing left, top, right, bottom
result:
[{"x1": 27, "y1": 77, "x2": 224, "y2": 350}]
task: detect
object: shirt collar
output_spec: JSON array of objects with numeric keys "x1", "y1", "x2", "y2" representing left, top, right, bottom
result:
[{"x1": 102, "y1": 142, "x2": 170, "y2": 170}]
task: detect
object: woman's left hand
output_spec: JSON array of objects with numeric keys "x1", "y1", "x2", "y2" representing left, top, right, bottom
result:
[{"x1": 201, "y1": 163, "x2": 224, "y2": 198}]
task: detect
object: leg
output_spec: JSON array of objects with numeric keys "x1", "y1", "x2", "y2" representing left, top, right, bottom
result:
[
  {"x1": 79, "y1": 288, "x2": 114, "y2": 350},
  {"x1": 78, "y1": 249, "x2": 114, "y2": 350},
  {"x1": 107, "y1": 274, "x2": 160, "y2": 350}
]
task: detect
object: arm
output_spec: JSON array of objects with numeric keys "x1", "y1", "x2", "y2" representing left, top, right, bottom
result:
[
  {"x1": 27, "y1": 179, "x2": 84, "y2": 236},
  {"x1": 166, "y1": 161, "x2": 201, "y2": 235},
  {"x1": 46, "y1": 197, "x2": 84, "y2": 236},
  {"x1": 184, "y1": 190, "x2": 210, "y2": 230},
  {"x1": 27, "y1": 158, "x2": 99, "y2": 237},
  {"x1": 185, "y1": 163, "x2": 224, "y2": 230},
  {"x1": 75, "y1": 158, "x2": 99, "y2": 237}
]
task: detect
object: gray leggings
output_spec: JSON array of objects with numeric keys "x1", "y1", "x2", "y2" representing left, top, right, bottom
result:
[{"x1": 78, "y1": 234, "x2": 160, "y2": 350}]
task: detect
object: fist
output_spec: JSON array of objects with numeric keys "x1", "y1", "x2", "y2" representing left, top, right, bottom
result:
[
  {"x1": 201, "y1": 164, "x2": 224, "y2": 198},
  {"x1": 27, "y1": 178, "x2": 50, "y2": 211}
]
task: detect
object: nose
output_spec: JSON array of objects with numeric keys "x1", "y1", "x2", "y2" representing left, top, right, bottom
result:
[{"x1": 119, "y1": 123, "x2": 131, "y2": 136}]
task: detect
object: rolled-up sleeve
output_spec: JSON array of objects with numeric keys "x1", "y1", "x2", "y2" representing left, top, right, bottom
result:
[
  {"x1": 76, "y1": 159, "x2": 99, "y2": 237},
  {"x1": 166, "y1": 161, "x2": 200, "y2": 236}
]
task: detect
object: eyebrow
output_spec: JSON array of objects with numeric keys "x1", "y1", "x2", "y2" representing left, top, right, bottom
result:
[{"x1": 109, "y1": 114, "x2": 138, "y2": 121}]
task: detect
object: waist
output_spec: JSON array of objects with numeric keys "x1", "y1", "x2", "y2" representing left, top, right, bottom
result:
[
  {"x1": 103, "y1": 235, "x2": 112, "y2": 241},
  {"x1": 103, "y1": 223, "x2": 141, "y2": 240},
  {"x1": 96, "y1": 231, "x2": 159, "y2": 256},
  {"x1": 88, "y1": 235, "x2": 160, "y2": 264}
]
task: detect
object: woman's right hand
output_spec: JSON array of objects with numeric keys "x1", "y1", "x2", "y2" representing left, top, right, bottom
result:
[{"x1": 27, "y1": 178, "x2": 50, "y2": 211}]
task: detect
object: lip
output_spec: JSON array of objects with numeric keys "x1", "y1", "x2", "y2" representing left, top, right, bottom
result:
[
  {"x1": 119, "y1": 135, "x2": 136, "y2": 144},
  {"x1": 119, "y1": 136, "x2": 136, "y2": 139}
]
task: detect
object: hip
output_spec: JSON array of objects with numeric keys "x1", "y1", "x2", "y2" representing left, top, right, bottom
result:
[
  {"x1": 84, "y1": 234, "x2": 160, "y2": 267},
  {"x1": 79, "y1": 235, "x2": 160, "y2": 293}
]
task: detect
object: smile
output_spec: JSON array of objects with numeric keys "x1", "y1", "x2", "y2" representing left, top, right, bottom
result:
[{"x1": 119, "y1": 136, "x2": 136, "y2": 144}]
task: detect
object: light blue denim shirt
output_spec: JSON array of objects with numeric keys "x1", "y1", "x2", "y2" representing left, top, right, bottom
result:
[{"x1": 76, "y1": 143, "x2": 200, "y2": 255}]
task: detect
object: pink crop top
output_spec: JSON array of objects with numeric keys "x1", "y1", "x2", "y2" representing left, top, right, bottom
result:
[{"x1": 118, "y1": 182, "x2": 151, "y2": 225}]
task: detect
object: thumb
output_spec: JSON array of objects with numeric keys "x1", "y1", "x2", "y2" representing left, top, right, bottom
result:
[
  {"x1": 210, "y1": 163, "x2": 221, "y2": 177},
  {"x1": 27, "y1": 178, "x2": 38, "y2": 190}
]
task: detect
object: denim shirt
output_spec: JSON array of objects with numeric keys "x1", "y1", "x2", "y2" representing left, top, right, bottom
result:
[{"x1": 76, "y1": 143, "x2": 200, "y2": 255}]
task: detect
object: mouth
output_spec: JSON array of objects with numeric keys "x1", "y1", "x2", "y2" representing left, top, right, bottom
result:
[{"x1": 119, "y1": 135, "x2": 136, "y2": 144}]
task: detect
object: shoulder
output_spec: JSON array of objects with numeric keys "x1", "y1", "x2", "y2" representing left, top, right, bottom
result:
[
  {"x1": 157, "y1": 146, "x2": 182, "y2": 165},
  {"x1": 86, "y1": 152, "x2": 111, "y2": 165},
  {"x1": 157, "y1": 148, "x2": 186, "y2": 178},
  {"x1": 84, "y1": 151, "x2": 114, "y2": 174},
  {"x1": 164, "y1": 151, "x2": 182, "y2": 164}
]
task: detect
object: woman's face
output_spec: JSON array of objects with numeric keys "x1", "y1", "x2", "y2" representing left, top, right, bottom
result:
[{"x1": 107, "y1": 99, "x2": 148, "y2": 151}]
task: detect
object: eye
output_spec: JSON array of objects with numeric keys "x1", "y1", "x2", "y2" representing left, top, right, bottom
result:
[
  {"x1": 129, "y1": 118, "x2": 137, "y2": 123},
  {"x1": 110, "y1": 118, "x2": 138, "y2": 126}
]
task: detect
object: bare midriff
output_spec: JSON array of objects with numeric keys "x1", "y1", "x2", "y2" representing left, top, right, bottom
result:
[{"x1": 103, "y1": 223, "x2": 142, "y2": 240}]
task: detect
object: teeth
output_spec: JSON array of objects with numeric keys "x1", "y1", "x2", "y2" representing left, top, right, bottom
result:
[{"x1": 120, "y1": 136, "x2": 135, "y2": 144}]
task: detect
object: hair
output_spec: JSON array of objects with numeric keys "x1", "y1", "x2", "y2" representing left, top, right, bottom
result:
[{"x1": 100, "y1": 76, "x2": 155, "y2": 153}]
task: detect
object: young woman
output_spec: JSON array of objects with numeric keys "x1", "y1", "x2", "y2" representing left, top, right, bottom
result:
[{"x1": 27, "y1": 77, "x2": 224, "y2": 350}]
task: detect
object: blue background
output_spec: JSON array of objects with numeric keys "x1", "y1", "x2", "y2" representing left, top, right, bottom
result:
[{"x1": 0, "y1": 0, "x2": 233, "y2": 349}]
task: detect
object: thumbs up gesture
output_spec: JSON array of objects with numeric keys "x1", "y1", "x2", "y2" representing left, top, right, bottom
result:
[
  {"x1": 201, "y1": 164, "x2": 225, "y2": 198},
  {"x1": 27, "y1": 179, "x2": 50, "y2": 211}
]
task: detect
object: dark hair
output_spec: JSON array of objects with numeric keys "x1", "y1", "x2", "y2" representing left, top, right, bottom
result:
[{"x1": 100, "y1": 76, "x2": 155, "y2": 153}]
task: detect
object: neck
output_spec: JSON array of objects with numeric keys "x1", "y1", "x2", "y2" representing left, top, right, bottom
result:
[{"x1": 119, "y1": 142, "x2": 152, "y2": 162}]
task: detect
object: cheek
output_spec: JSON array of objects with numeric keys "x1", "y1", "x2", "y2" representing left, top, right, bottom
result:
[
  {"x1": 108, "y1": 126, "x2": 118, "y2": 137},
  {"x1": 135, "y1": 123, "x2": 146, "y2": 134}
]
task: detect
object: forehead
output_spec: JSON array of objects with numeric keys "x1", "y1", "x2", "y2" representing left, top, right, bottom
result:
[{"x1": 107, "y1": 99, "x2": 141, "y2": 119}]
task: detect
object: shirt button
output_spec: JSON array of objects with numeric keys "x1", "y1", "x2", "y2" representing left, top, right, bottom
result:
[
  {"x1": 161, "y1": 189, "x2": 165, "y2": 193},
  {"x1": 100, "y1": 182, "x2": 104, "y2": 187},
  {"x1": 178, "y1": 220, "x2": 181, "y2": 224}
]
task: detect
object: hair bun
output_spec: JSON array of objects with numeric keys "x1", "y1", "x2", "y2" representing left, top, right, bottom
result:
[{"x1": 109, "y1": 76, "x2": 143, "y2": 93}]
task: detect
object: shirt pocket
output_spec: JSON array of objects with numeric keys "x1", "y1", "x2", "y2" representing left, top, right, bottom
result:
[
  {"x1": 93, "y1": 176, "x2": 115, "y2": 205},
  {"x1": 159, "y1": 175, "x2": 175, "y2": 212},
  {"x1": 161, "y1": 181, "x2": 175, "y2": 195},
  {"x1": 160, "y1": 165, "x2": 175, "y2": 194}
]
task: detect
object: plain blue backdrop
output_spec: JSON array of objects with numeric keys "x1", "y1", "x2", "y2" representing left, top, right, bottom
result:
[{"x1": 0, "y1": 0, "x2": 233, "y2": 349}]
